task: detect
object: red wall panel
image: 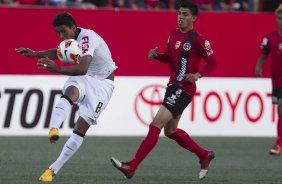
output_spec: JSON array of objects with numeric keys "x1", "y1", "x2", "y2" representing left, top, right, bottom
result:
[{"x1": 0, "y1": 7, "x2": 276, "y2": 77}]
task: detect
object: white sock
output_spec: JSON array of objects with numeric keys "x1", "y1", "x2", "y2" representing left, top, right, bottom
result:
[
  {"x1": 50, "y1": 97, "x2": 72, "y2": 129},
  {"x1": 49, "y1": 133, "x2": 83, "y2": 174}
]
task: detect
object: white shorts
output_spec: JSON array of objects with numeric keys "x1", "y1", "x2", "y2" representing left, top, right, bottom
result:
[{"x1": 63, "y1": 75, "x2": 115, "y2": 125}]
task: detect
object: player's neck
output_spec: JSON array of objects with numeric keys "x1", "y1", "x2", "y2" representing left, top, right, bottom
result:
[
  {"x1": 75, "y1": 28, "x2": 81, "y2": 40},
  {"x1": 180, "y1": 26, "x2": 193, "y2": 33}
]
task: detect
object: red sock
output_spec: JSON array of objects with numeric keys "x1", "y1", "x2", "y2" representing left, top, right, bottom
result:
[
  {"x1": 130, "y1": 124, "x2": 161, "y2": 171},
  {"x1": 276, "y1": 115, "x2": 282, "y2": 146},
  {"x1": 167, "y1": 128, "x2": 207, "y2": 158}
]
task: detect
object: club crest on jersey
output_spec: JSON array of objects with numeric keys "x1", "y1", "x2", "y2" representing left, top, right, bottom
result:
[
  {"x1": 175, "y1": 41, "x2": 181, "y2": 49},
  {"x1": 183, "y1": 42, "x2": 191, "y2": 51},
  {"x1": 279, "y1": 43, "x2": 282, "y2": 50}
]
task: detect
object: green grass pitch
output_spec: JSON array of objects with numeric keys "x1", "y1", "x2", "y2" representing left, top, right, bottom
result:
[{"x1": 0, "y1": 136, "x2": 282, "y2": 184}]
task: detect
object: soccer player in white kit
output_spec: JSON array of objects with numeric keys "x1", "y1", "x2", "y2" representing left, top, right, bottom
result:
[{"x1": 15, "y1": 12, "x2": 117, "y2": 182}]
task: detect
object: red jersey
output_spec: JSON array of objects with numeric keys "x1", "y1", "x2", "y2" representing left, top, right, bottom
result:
[
  {"x1": 155, "y1": 28, "x2": 217, "y2": 96},
  {"x1": 260, "y1": 31, "x2": 282, "y2": 87}
]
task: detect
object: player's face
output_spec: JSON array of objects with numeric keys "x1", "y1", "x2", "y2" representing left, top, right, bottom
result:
[
  {"x1": 178, "y1": 7, "x2": 196, "y2": 33},
  {"x1": 55, "y1": 25, "x2": 76, "y2": 40}
]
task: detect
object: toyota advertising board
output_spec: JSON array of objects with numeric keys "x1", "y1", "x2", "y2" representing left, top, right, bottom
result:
[{"x1": 0, "y1": 76, "x2": 275, "y2": 136}]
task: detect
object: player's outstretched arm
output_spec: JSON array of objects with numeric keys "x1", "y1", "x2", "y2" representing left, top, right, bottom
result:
[
  {"x1": 15, "y1": 48, "x2": 37, "y2": 58},
  {"x1": 15, "y1": 48, "x2": 58, "y2": 60}
]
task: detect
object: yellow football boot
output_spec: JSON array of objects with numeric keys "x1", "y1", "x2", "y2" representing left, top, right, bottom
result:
[
  {"x1": 48, "y1": 128, "x2": 60, "y2": 144},
  {"x1": 39, "y1": 169, "x2": 54, "y2": 182}
]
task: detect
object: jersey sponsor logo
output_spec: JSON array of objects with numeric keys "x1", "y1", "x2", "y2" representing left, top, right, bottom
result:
[
  {"x1": 183, "y1": 42, "x2": 191, "y2": 51},
  {"x1": 204, "y1": 40, "x2": 214, "y2": 56},
  {"x1": 167, "y1": 94, "x2": 177, "y2": 104},
  {"x1": 175, "y1": 41, "x2": 181, "y2": 49},
  {"x1": 262, "y1": 37, "x2": 268, "y2": 46},
  {"x1": 166, "y1": 101, "x2": 174, "y2": 106},
  {"x1": 260, "y1": 37, "x2": 268, "y2": 50},
  {"x1": 175, "y1": 89, "x2": 182, "y2": 97},
  {"x1": 166, "y1": 89, "x2": 182, "y2": 106},
  {"x1": 205, "y1": 40, "x2": 211, "y2": 49},
  {"x1": 81, "y1": 36, "x2": 89, "y2": 54},
  {"x1": 177, "y1": 58, "x2": 187, "y2": 81}
]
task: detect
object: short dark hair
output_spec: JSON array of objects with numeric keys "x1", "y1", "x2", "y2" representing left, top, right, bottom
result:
[
  {"x1": 275, "y1": 4, "x2": 282, "y2": 15},
  {"x1": 177, "y1": 0, "x2": 199, "y2": 16},
  {"x1": 52, "y1": 12, "x2": 77, "y2": 28}
]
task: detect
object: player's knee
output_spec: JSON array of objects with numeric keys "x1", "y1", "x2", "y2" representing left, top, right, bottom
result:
[
  {"x1": 164, "y1": 128, "x2": 176, "y2": 137},
  {"x1": 64, "y1": 85, "x2": 80, "y2": 102}
]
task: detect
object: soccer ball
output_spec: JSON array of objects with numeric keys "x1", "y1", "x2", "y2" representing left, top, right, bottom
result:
[{"x1": 57, "y1": 39, "x2": 82, "y2": 64}]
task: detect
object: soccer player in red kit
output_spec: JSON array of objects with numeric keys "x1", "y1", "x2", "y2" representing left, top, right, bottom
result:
[
  {"x1": 111, "y1": 0, "x2": 217, "y2": 180},
  {"x1": 255, "y1": 4, "x2": 282, "y2": 155}
]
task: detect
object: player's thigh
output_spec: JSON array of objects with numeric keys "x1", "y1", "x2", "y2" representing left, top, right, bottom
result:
[
  {"x1": 152, "y1": 106, "x2": 173, "y2": 129},
  {"x1": 272, "y1": 87, "x2": 282, "y2": 114},
  {"x1": 79, "y1": 76, "x2": 114, "y2": 125},
  {"x1": 164, "y1": 115, "x2": 181, "y2": 135}
]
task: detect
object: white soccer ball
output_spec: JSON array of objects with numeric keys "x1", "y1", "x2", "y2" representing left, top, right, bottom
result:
[{"x1": 57, "y1": 39, "x2": 82, "y2": 64}]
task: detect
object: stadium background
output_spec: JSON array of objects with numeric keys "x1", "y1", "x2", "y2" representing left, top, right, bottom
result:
[{"x1": 0, "y1": 7, "x2": 278, "y2": 136}]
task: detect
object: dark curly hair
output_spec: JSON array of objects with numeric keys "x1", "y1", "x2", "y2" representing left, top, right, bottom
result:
[{"x1": 52, "y1": 12, "x2": 77, "y2": 28}]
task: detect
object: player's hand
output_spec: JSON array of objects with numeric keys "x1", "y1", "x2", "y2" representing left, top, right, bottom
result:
[
  {"x1": 15, "y1": 48, "x2": 37, "y2": 58},
  {"x1": 184, "y1": 73, "x2": 201, "y2": 83},
  {"x1": 148, "y1": 47, "x2": 158, "y2": 59},
  {"x1": 37, "y1": 57, "x2": 57, "y2": 72}
]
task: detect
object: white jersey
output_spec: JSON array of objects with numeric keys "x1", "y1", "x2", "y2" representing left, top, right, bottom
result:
[
  {"x1": 61, "y1": 28, "x2": 117, "y2": 125},
  {"x1": 77, "y1": 28, "x2": 117, "y2": 79}
]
